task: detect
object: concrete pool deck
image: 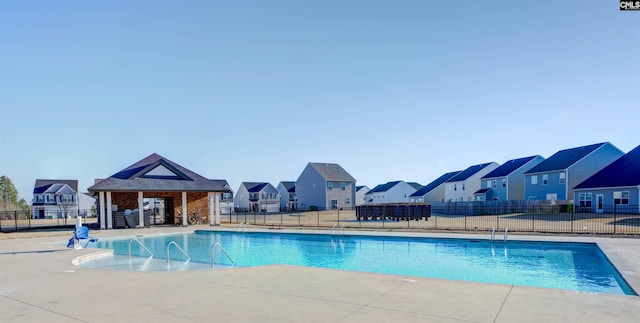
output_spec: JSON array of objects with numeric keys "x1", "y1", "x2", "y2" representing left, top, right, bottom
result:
[{"x1": 1, "y1": 227, "x2": 639, "y2": 322}]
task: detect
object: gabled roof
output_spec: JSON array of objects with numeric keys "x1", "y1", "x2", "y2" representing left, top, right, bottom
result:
[
  {"x1": 356, "y1": 185, "x2": 369, "y2": 192},
  {"x1": 525, "y1": 143, "x2": 608, "y2": 174},
  {"x1": 407, "y1": 182, "x2": 423, "y2": 190},
  {"x1": 574, "y1": 145, "x2": 640, "y2": 189},
  {"x1": 482, "y1": 156, "x2": 541, "y2": 179},
  {"x1": 446, "y1": 163, "x2": 495, "y2": 182},
  {"x1": 308, "y1": 163, "x2": 356, "y2": 182},
  {"x1": 367, "y1": 181, "x2": 402, "y2": 194},
  {"x1": 243, "y1": 182, "x2": 270, "y2": 193},
  {"x1": 280, "y1": 181, "x2": 296, "y2": 193},
  {"x1": 410, "y1": 171, "x2": 461, "y2": 197},
  {"x1": 34, "y1": 179, "x2": 78, "y2": 193},
  {"x1": 87, "y1": 153, "x2": 231, "y2": 192}
]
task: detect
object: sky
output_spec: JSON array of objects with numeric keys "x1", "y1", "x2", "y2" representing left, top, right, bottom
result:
[{"x1": 1, "y1": 1, "x2": 639, "y2": 201}]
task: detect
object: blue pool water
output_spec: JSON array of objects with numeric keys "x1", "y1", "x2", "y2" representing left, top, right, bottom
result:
[{"x1": 82, "y1": 231, "x2": 635, "y2": 295}]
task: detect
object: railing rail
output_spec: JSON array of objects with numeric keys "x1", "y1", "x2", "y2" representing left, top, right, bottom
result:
[
  {"x1": 210, "y1": 242, "x2": 235, "y2": 268},
  {"x1": 128, "y1": 237, "x2": 154, "y2": 259},
  {"x1": 166, "y1": 241, "x2": 191, "y2": 264}
]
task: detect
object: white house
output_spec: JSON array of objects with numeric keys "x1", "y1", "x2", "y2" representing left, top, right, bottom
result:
[
  {"x1": 444, "y1": 162, "x2": 499, "y2": 202},
  {"x1": 32, "y1": 179, "x2": 79, "y2": 219},
  {"x1": 234, "y1": 182, "x2": 280, "y2": 212},
  {"x1": 409, "y1": 171, "x2": 461, "y2": 203},
  {"x1": 364, "y1": 181, "x2": 418, "y2": 204},
  {"x1": 355, "y1": 185, "x2": 370, "y2": 206}
]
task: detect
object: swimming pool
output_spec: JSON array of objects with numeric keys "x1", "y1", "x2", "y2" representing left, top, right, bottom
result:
[{"x1": 80, "y1": 230, "x2": 635, "y2": 295}]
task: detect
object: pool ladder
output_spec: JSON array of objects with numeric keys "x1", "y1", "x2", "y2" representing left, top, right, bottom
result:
[
  {"x1": 490, "y1": 228, "x2": 508, "y2": 242},
  {"x1": 166, "y1": 241, "x2": 191, "y2": 264},
  {"x1": 128, "y1": 237, "x2": 154, "y2": 259},
  {"x1": 211, "y1": 242, "x2": 235, "y2": 268},
  {"x1": 236, "y1": 222, "x2": 249, "y2": 232},
  {"x1": 330, "y1": 224, "x2": 345, "y2": 236}
]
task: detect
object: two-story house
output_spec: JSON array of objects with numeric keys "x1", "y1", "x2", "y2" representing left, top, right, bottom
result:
[
  {"x1": 476, "y1": 156, "x2": 545, "y2": 201},
  {"x1": 524, "y1": 142, "x2": 624, "y2": 201},
  {"x1": 573, "y1": 145, "x2": 640, "y2": 213},
  {"x1": 409, "y1": 171, "x2": 461, "y2": 203},
  {"x1": 444, "y1": 162, "x2": 499, "y2": 202},
  {"x1": 295, "y1": 162, "x2": 356, "y2": 210},
  {"x1": 277, "y1": 181, "x2": 297, "y2": 211},
  {"x1": 32, "y1": 179, "x2": 79, "y2": 219},
  {"x1": 355, "y1": 185, "x2": 370, "y2": 206},
  {"x1": 234, "y1": 182, "x2": 280, "y2": 212},
  {"x1": 364, "y1": 181, "x2": 420, "y2": 204}
]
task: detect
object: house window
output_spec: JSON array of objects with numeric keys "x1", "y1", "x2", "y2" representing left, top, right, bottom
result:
[
  {"x1": 542, "y1": 174, "x2": 548, "y2": 185},
  {"x1": 578, "y1": 193, "x2": 592, "y2": 207},
  {"x1": 222, "y1": 193, "x2": 231, "y2": 200},
  {"x1": 454, "y1": 184, "x2": 457, "y2": 191},
  {"x1": 327, "y1": 182, "x2": 333, "y2": 190},
  {"x1": 531, "y1": 176, "x2": 538, "y2": 185},
  {"x1": 559, "y1": 172, "x2": 566, "y2": 184},
  {"x1": 502, "y1": 179, "x2": 506, "y2": 188},
  {"x1": 486, "y1": 180, "x2": 491, "y2": 188},
  {"x1": 492, "y1": 180, "x2": 496, "y2": 188},
  {"x1": 614, "y1": 191, "x2": 629, "y2": 205},
  {"x1": 346, "y1": 197, "x2": 351, "y2": 205},
  {"x1": 341, "y1": 182, "x2": 346, "y2": 190},
  {"x1": 462, "y1": 183, "x2": 465, "y2": 190}
]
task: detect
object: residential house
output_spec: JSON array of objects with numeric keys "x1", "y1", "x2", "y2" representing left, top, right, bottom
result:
[
  {"x1": 524, "y1": 142, "x2": 624, "y2": 201},
  {"x1": 364, "y1": 181, "x2": 419, "y2": 204},
  {"x1": 573, "y1": 145, "x2": 640, "y2": 213},
  {"x1": 234, "y1": 182, "x2": 280, "y2": 212},
  {"x1": 277, "y1": 181, "x2": 297, "y2": 211},
  {"x1": 32, "y1": 179, "x2": 79, "y2": 219},
  {"x1": 355, "y1": 185, "x2": 370, "y2": 206},
  {"x1": 444, "y1": 162, "x2": 500, "y2": 202},
  {"x1": 78, "y1": 193, "x2": 97, "y2": 217},
  {"x1": 476, "y1": 156, "x2": 545, "y2": 201},
  {"x1": 409, "y1": 171, "x2": 461, "y2": 203},
  {"x1": 295, "y1": 162, "x2": 356, "y2": 210},
  {"x1": 87, "y1": 153, "x2": 232, "y2": 228}
]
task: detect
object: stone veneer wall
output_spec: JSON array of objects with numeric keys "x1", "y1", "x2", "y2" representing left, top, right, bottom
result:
[{"x1": 110, "y1": 191, "x2": 209, "y2": 224}]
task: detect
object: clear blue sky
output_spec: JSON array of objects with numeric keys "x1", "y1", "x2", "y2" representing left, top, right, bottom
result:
[{"x1": 1, "y1": 1, "x2": 639, "y2": 201}]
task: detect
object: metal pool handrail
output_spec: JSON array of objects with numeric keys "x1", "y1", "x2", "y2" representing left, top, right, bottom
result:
[
  {"x1": 166, "y1": 241, "x2": 191, "y2": 264},
  {"x1": 128, "y1": 237, "x2": 154, "y2": 259},
  {"x1": 210, "y1": 242, "x2": 235, "y2": 268}
]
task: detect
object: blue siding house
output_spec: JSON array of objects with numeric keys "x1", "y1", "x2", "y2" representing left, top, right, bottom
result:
[
  {"x1": 477, "y1": 156, "x2": 544, "y2": 201},
  {"x1": 573, "y1": 145, "x2": 640, "y2": 213},
  {"x1": 409, "y1": 171, "x2": 461, "y2": 203},
  {"x1": 523, "y1": 142, "x2": 624, "y2": 201}
]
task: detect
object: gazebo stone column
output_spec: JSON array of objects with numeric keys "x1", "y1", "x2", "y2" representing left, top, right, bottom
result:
[
  {"x1": 106, "y1": 192, "x2": 113, "y2": 229},
  {"x1": 99, "y1": 191, "x2": 106, "y2": 229},
  {"x1": 138, "y1": 192, "x2": 144, "y2": 228},
  {"x1": 182, "y1": 192, "x2": 187, "y2": 226}
]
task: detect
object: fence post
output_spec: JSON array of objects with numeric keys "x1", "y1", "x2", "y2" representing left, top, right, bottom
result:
[
  {"x1": 613, "y1": 204, "x2": 617, "y2": 234},
  {"x1": 27, "y1": 211, "x2": 31, "y2": 229},
  {"x1": 570, "y1": 207, "x2": 573, "y2": 233},
  {"x1": 14, "y1": 211, "x2": 18, "y2": 231}
]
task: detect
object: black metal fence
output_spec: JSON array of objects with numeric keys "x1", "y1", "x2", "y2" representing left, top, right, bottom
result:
[
  {"x1": 0, "y1": 209, "x2": 98, "y2": 232},
  {"x1": 3, "y1": 204, "x2": 639, "y2": 235}
]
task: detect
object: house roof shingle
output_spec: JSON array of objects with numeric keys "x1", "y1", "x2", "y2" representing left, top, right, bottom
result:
[
  {"x1": 34, "y1": 179, "x2": 78, "y2": 193},
  {"x1": 407, "y1": 182, "x2": 423, "y2": 190},
  {"x1": 410, "y1": 171, "x2": 461, "y2": 197},
  {"x1": 367, "y1": 181, "x2": 402, "y2": 194},
  {"x1": 574, "y1": 145, "x2": 640, "y2": 189},
  {"x1": 525, "y1": 143, "x2": 607, "y2": 174},
  {"x1": 87, "y1": 153, "x2": 231, "y2": 193},
  {"x1": 280, "y1": 181, "x2": 296, "y2": 193},
  {"x1": 243, "y1": 182, "x2": 270, "y2": 193},
  {"x1": 446, "y1": 163, "x2": 495, "y2": 182},
  {"x1": 309, "y1": 163, "x2": 356, "y2": 182},
  {"x1": 482, "y1": 156, "x2": 541, "y2": 179}
]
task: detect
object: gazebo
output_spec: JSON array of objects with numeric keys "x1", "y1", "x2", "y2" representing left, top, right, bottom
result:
[{"x1": 88, "y1": 153, "x2": 232, "y2": 229}]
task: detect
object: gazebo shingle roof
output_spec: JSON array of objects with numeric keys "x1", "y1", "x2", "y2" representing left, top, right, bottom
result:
[{"x1": 87, "y1": 153, "x2": 231, "y2": 193}]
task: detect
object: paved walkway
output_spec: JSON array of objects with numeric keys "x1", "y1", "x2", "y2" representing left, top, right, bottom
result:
[{"x1": 1, "y1": 227, "x2": 639, "y2": 322}]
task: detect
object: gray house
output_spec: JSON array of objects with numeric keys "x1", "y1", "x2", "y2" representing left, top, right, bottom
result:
[
  {"x1": 573, "y1": 145, "x2": 640, "y2": 213},
  {"x1": 234, "y1": 182, "x2": 280, "y2": 212},
  {"x1": 477, "y1": 155, "x2": 545, "y2": 201},
  {"x1": 277, "y1": 181, "x2": 297, "y2": 211},
  {"x1": 295, "y1": 162, "x2": 356, "y2": 210},
  {"x1": 524, "y1": 142, "x2": 624, "y2": 201}
]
